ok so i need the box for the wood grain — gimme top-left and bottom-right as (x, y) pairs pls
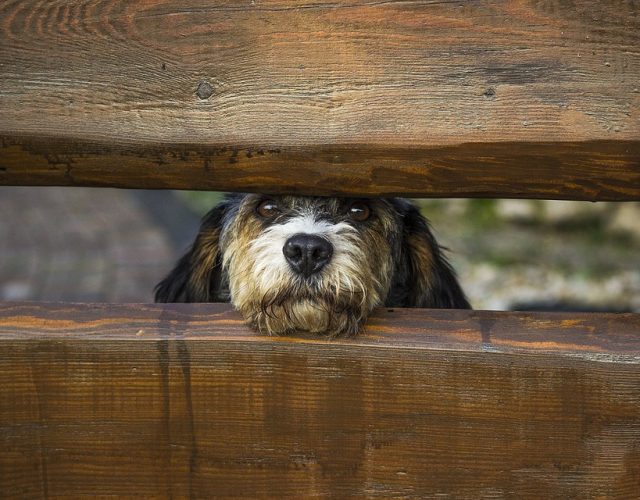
(1, 302), (639, 498)
(1, 1), (639, 199)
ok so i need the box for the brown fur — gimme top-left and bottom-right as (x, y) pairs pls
(156, 195), (470, 336)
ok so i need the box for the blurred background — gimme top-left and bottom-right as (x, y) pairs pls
(1, 187), (638, 311)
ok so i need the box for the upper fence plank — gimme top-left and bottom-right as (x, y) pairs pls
(1, 0), (639, 199)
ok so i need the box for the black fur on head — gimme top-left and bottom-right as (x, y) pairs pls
(156, 194), (470, 336)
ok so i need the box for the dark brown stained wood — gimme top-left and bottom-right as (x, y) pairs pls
(1, 303), (639, 498)
(1, 1), (639, 199)
(2, 137), (640, 200)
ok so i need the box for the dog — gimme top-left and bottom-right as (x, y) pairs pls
(155, 194), (470, 336)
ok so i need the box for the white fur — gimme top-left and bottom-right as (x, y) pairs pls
(246, 213), (361, 287)
(222, 210), (390, 335)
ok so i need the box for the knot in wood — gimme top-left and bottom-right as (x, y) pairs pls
(196, 81), (214, 100)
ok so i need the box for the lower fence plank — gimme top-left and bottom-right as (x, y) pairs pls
(0, 303), (639, 498)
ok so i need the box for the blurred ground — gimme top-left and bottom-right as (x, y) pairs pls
(1, 187), (638, 311)
(416, 199), (640, 312)
(0, 187), (197, 302)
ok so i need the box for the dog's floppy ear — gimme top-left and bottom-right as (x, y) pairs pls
(155, 199), (232, 303)
(391, 199), (471, 309)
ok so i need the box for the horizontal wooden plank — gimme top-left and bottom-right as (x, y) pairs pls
(1, 303), (639, 498)
(2, 136), (639, 199)
(1, 1), (639, 199)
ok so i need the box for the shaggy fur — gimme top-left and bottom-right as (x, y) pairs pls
(155, 194), (470, 336)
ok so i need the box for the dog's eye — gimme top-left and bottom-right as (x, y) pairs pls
(256, 199), (280, 219)
(347, 201), (371, 222)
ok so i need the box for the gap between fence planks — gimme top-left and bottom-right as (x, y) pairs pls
(1, 302), (639, 498)
(1, 1), (639, 199)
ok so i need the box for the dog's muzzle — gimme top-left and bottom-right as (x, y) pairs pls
(283, 233), (333, 278)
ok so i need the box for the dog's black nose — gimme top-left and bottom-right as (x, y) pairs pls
(283, 234), (333, 277)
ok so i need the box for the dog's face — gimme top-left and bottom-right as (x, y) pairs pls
(156, 194), (469, 336)
(222, 195), (400, 336)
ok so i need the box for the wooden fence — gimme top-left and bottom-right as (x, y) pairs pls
(1, 1), (639, 498)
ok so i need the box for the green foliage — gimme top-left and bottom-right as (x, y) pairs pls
(177, 191), (224, 215)
(465, 200), (499, 228)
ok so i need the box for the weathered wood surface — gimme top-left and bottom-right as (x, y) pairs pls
(1, 1), (639, 199)
(1, 303), (639, 498)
